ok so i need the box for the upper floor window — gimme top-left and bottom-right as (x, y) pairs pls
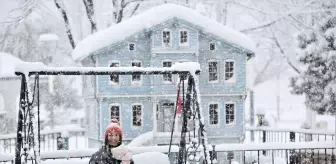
(162, 61), (172, 83)
(110, 105), (120, 121)
(109, 62), (120, 84)
(225, 103), (235, 125)
(162, 29), (172, 47)
(209, 103), (218, 125)
(128, 43), (135, 51)
(132, 104), (142, 127)
(208, 61), (218, 82)
(209, 42), (216, 51)
(224, 60), (235, 82)
(131, 61), (142, 83)
(179, 29), (189, 46)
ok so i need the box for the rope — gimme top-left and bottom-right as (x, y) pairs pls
(168, 78), (183, 157)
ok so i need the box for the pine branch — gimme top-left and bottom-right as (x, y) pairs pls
(54, 0), (76, 49)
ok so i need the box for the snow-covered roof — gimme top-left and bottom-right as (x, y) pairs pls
(0, 52), (23, 78)
(72, 3), (256, 61)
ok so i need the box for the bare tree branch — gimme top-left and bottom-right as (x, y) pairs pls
(253, 58), (273, 86)
(82, 0), (97, 33)
(270, 29), (301, 74)
(54, 0), (76, 49)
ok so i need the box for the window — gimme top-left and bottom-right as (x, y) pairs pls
(132, 104), (142, 127)
(209, 104), (219, 125)
(129, 43), (135, 51)
(225, 103), (235, 125)
(110, 105), (120, 121)
(131, 61), (141, 83)
(224, 61), (235, 81)
(71, 119), (78, 124)
(162, 61), (172, 83)
(162, 29), (171, 47)
(109, 62), (120, 84)
(179, 29), (188, 46)
(209, 43), (216, 50)
(208, 61), (218, 82)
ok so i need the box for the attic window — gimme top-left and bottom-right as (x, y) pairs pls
(129, 43), (135, 51)
(209, 43), (216, 50)
(179, 29), (188, 46)
(162, 29), (171, 47)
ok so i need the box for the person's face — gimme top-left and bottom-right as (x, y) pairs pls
(107, 131), (120, 146)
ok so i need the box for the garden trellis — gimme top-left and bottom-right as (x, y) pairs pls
(13, 62), (210, 164)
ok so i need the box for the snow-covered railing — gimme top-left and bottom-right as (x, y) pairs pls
(246, 126), (335, 143)
(0, 143), (335, 164)
(0, 128), (86, 154)
(15, 62), (201, 76)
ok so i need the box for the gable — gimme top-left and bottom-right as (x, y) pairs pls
(72, 4), (256, 61)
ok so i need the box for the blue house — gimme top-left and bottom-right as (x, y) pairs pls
(72, 3), (255, 153)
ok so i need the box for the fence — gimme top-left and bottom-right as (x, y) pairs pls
(0, 128), (86, 154)
(1, 143), (335, 164)
(246, 126), (335, 143)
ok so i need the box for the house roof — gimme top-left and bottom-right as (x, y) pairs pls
(72, 3), (256, 61)
(0, 52), (23, 78)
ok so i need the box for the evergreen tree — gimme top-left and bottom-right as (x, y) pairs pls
(290, 13), (336, 115)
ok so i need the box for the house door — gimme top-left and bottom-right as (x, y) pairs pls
(157, 102), (175, 132)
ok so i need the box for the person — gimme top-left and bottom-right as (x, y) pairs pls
(89, 119), (134, 164)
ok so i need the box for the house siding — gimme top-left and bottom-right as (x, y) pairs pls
(82, 18), (249, 146)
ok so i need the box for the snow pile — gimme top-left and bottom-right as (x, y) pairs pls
(132, 152), (170, 164)
(128, 131), (154, 147)
(72, 3), (255, 61)
(0, 52), (24, 78)
(38, 33), (59, 41)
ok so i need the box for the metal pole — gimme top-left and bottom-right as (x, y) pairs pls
(177, 74), (192, 164)
(15, 74), (26, 164)
(37, 75), (40, 154)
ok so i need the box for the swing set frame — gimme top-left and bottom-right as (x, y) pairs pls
(14, 63), (209, 164)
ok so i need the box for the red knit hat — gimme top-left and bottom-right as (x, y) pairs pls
(105, 119), (123, 138)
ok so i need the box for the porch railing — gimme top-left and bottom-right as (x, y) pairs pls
(0, 128), (86, 154)
(1, 142), (335, 164)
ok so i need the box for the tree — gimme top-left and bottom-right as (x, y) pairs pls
(290, 12), (336, 115)
(39, 76), (83, 128)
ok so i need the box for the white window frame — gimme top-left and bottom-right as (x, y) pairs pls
(162, 60), (173, 84)
(225, 102), (236, 126)
(131, 103), (143, 128)
(108, 60), (120, 85)
(208, 102), (219, 126)
(209, 42), (216, 51)
(109, 103), (121, 122)
(131, 60), (142, 86)
(162, 28), (172, 48)
(224, 59), (236, 83)
(208, 60), (219, 83)
(128, 42), (136, 51)
(179, 29), (189, 47)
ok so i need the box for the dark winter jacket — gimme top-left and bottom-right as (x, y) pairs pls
(89, 145), (134, 164)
